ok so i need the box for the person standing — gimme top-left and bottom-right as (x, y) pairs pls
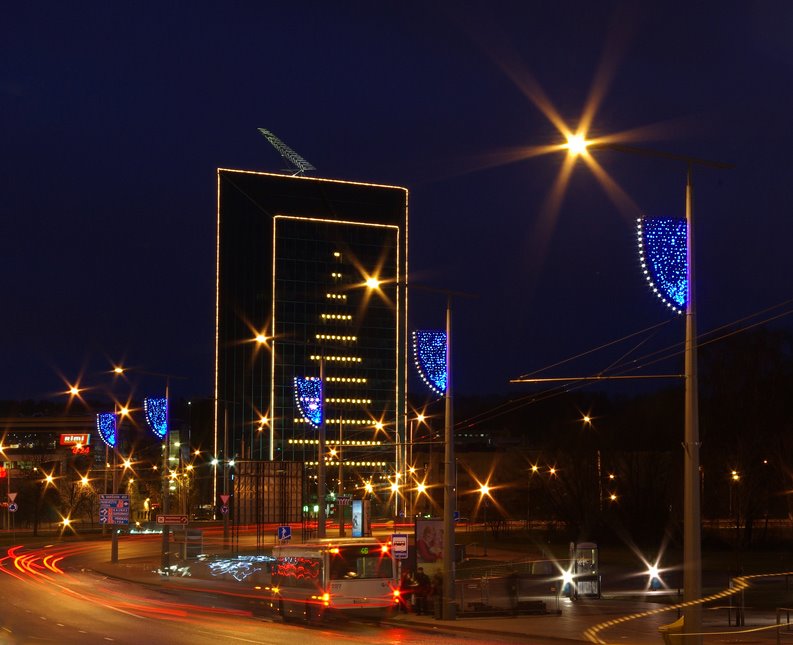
(399, 569), (416, 612)
(414, 567), (431, 615)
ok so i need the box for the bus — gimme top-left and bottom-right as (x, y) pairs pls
(270, 538), (399, 622)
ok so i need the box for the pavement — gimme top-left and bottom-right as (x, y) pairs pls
(77, 537), (792, 644)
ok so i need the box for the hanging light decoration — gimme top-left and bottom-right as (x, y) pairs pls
(144, 396), (168, 440)
(96, 412), (117, 448)
(412, 330), (447, 395)
(294, 376), (323, 429)
(637, 216), (687, 313)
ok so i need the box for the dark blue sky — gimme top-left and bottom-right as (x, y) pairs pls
(3, 2), (792, 401)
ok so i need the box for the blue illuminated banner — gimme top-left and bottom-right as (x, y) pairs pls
(144, 396), (168, 440)
(412, 330), (447, 395)
(294, 376), (323, 428)
(96, 412), (117, 448)
(637, 216), (687, 313)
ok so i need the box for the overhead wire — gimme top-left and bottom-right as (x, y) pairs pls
(454, 297), (793, 430)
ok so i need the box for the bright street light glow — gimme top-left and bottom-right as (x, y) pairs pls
(365, 277), (380, 289)
(566, 133), (589, 156)
(114, 366), (124, 374)
(255, 334), (268, 344)
(479, 484), (490, 496)
(69, 386), (80, 395)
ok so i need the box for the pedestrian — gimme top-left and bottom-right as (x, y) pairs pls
(414, 567), (431, 615)
(399, 569), (416, 612)
(431, 571), (444, 615)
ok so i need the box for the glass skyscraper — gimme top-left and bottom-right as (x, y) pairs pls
(215, 170), (408, 499)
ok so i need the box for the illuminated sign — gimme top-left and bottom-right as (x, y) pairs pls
(0, 467), (6, 479)
(60, 433), (91, 446)
(71, 445), (90, 455)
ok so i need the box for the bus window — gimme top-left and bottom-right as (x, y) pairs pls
(273, 556), (322, 588)
(329, 546), (394, 580)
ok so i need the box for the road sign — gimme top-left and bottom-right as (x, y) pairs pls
(156, 514), (189, 526)
(219, 494), (230, 505)
(277, 525), (291, 541)
(8, 502), (18, 513)
(8, 492), (17, 502)
(220, 505), (229, 515)
(99, 494), (130, 525)
(337, 495), (352, 506)
(392, 533), (408, 560)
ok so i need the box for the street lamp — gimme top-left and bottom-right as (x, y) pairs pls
(564, 137), (733, 642)
(527, 464), (539, 529)
(412, 295), (456, 620)
(478, 483), (491, 557)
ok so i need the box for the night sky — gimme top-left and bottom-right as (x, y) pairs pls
(4, 2), (793, 403)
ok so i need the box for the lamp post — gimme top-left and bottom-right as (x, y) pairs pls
(412, 287), (476, 621)
(337, 415), (344, 538)
(442, 294), (456, 620)
(565, 139), (733, 642)
(478, 484), (490, 557)
(527, 464), (538, 530)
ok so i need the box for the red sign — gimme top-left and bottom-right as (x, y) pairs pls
(60, 433), (91, 446)
(156, 514), (189, 525)
(0, 467), (6, 479)
(71, 445), (90, 455)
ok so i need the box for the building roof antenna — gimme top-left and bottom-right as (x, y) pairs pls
(258, 128), (316, 176)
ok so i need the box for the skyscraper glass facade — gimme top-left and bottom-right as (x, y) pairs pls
(216, 170), (407, 496)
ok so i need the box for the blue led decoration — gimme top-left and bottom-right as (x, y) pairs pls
(144, 396), (168, 440)
(294, 376), (323, 429)
(637, 217), (688, 314)
(96, 412), (117, 448)
(412, 330), (448, 395)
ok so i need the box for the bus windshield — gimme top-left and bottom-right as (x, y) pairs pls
(328, 545), (393, 580)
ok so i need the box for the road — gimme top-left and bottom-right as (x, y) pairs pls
(0, 539), (531, 644)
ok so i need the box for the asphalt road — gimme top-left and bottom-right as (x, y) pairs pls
(0, 539), (532, 645)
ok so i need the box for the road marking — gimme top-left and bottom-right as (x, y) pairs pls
(39, 616), (47, 620)
(2, 627), (12, 633)
(56, 623), (65, 627)
(104, 638), (114, 642)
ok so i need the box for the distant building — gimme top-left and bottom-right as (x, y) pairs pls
(215, 170), (408, 496)
(0, 415), (96, 477)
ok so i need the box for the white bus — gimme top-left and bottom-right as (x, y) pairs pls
(270, 538), (399, 622)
